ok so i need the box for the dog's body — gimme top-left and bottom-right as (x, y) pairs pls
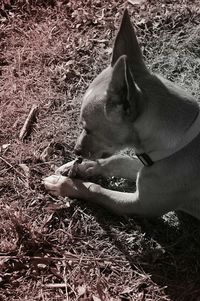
(44, 10), (200, 219)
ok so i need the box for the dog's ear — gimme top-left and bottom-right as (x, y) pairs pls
(105, 55), (141, 122)
(111, 9), (147, 76)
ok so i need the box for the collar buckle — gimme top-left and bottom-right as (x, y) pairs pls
(136, 153), (154, 166)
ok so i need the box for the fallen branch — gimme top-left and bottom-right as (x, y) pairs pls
(19, 104), (38, 140)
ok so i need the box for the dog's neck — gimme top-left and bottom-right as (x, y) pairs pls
(133, 75), (200, 164)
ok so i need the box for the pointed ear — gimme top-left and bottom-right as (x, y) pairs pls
(105, 55), (141, 122)
(111, 9), (147, 75)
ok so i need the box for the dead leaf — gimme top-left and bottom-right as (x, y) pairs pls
(77, 284), (87, 297)
(92, 296), (102, 301)
(0, 144), (10, 154)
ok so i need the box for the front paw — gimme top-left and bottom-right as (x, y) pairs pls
(78, 160), (101, 178)
(56, 159), (101, 179)
(55, 160), (75, 176)
(43, 175), (80, 198)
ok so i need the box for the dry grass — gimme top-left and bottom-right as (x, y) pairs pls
(1, 0), (200, 300)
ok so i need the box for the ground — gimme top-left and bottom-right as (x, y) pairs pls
(1, 0), (200, 300)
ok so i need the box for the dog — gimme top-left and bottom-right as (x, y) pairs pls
(44, 9), (200, 219)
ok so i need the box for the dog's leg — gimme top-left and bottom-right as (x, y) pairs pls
(56, 155), (142, 180)
(96, 155), (142, 179)
(43, 175), (143, 215)
(44, 173), (179, 217)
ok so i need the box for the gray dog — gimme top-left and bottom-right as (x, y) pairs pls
(44, 9), (200, 219)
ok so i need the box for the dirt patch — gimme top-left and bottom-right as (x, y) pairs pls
(1, 0), (200, 300)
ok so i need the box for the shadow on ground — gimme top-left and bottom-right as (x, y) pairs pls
(91, 205), (200, 301)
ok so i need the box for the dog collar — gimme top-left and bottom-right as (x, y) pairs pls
(136, 111), (200, 166)
(136, 153), (154, 166)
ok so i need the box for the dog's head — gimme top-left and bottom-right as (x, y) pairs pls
(74, 9), (149, 159)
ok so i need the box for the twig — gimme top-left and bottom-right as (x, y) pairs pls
(19, 104), (38, 140)
(68, 157), (83, 177)
(44, 283), (67, 288)
(63, 262), (69, 301)
(89, 38), (108, 43)
(0, 156), (26, 178)
(0, 254), (126, 264)
(128, 0), (144, 5)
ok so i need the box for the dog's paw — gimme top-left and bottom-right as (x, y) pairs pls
(55, 160), (75, 176)
(55, 160), (101, 179)
(43, 175), (80, 198)
(77, 160), (101, 178)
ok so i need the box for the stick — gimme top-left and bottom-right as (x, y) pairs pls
(0, 156), (26, 178)
(19, 104), (38, 140)
(0, 254), (126, 264)
(128, 0), (144, 5)
(68, 157), (83, 177)
(44, 283), (67, 288)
